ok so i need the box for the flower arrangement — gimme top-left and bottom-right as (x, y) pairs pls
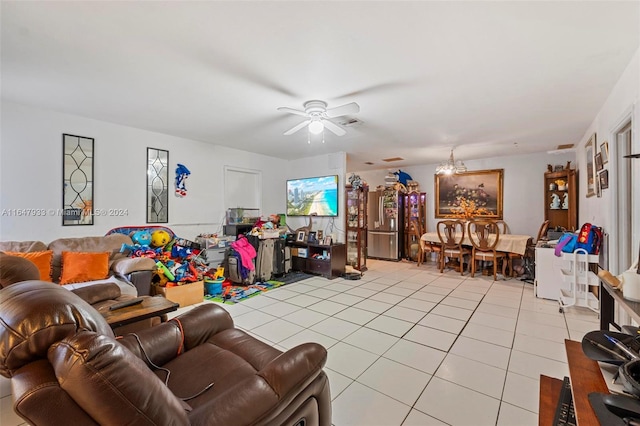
(447, 197), (491, 220)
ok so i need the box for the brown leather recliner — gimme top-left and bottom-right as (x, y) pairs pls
(0, 281), (331, 426)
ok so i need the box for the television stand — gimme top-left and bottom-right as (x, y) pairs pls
(287, 241), (346, 279)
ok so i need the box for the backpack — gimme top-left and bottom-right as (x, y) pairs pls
(575, 223), (603, 255)
(223, 248), (255, 285)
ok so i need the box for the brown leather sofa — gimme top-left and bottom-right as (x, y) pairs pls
(0, 234), (157, 296)
(0, 254), (161, 335)
(0, 280), (332, 425)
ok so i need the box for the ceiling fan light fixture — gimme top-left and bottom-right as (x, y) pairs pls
(308, 120), (324, 135)
(436, 149), (467, 175)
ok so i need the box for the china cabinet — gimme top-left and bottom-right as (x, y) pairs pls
(544, 169), (578, 232)
(403, 191), (427, 261)
(345, 184), (368, 271)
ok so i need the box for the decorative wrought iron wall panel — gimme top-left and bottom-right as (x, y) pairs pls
(63, 134), (94, 226)
(147, 148), (169, 223)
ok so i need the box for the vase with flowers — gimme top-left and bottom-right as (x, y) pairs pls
(447, 197), (491, 221)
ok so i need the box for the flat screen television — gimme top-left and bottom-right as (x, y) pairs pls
(286, 175), (339, 217)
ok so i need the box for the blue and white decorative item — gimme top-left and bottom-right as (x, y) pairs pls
(562, 193), (569, 210)
(550, 193), (561, 210)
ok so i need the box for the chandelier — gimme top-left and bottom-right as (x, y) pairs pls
(435, 149), (467, 175)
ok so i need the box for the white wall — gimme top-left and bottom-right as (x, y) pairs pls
(0, 101), (288, 242)
(285, 152), (347, 243)
(575, 48), (640, 271)
(354, 151), (575, 239)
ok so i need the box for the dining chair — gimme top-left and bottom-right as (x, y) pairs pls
(468, 218), (507, 281)
(495, 220), (509, 235)
(414, 220), (440, 266)
(517, 219), (551, 279)
(407, 219), (423, 263)
(436, 220), (470, 275)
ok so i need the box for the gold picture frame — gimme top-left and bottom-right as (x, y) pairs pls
(434, 169), (504, 219)
(585, 134), (596, 198)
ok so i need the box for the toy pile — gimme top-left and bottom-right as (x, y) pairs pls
(114, 227), (219, 290)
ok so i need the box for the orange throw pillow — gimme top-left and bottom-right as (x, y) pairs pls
(59, 251), (110, 285)
(5, 251), (53, 282)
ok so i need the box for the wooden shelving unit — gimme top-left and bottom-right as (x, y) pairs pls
(288, 242), (346, 279)
(544, 168), (578, 232)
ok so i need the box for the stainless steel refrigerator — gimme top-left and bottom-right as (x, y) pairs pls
(367, 187), (404, 260)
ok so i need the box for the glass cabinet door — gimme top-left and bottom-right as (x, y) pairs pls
(345, 185), (368, 271)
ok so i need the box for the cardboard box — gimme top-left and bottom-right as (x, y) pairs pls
(155, 280), (204, 307)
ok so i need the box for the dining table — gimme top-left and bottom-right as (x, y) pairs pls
(420, 231), (533, 255)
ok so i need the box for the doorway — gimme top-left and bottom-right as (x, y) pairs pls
(615, 121), (634, 273)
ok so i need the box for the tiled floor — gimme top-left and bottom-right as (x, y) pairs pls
(0, 259), (600, 426)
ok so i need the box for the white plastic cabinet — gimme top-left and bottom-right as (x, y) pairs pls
(535, 246), (572, 300)
(558, 249), (599, 313)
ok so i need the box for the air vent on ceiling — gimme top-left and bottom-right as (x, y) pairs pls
(337, 117), (363, 127)
(382, 157), (404, 162)
(364, 161), (375, 165)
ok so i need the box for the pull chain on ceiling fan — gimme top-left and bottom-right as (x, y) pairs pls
(278, 100), (360, 138)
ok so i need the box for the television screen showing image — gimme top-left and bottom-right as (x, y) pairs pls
(287, 175), (339, 216)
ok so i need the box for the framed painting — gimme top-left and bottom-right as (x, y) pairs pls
(434, 169), (504, 218)
(585, 134), (596, 198)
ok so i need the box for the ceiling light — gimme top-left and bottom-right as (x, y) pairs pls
(436, 148), (467, 175)
(308, 120), (324, 135)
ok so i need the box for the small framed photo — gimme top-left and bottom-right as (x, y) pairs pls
(317, 230), (324, 240)
(323, 236), (332, 246)
(599, 169), (609, 190)
(595, 152), (603, 172)
(308, 231), (318, 244)
(600, 141), (609, 164)
(296, 231), (306, 242)
(596, 175), (602, 198)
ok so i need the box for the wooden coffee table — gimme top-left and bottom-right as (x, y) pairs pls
(102, 296), (179, 329)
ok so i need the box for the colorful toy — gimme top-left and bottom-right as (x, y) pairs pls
(156, 260), (175, 281)
(171, 245), (193, 259)
(151, 230), (172, 248)
(175, 163), (191, 197)
(131, 230), (152, 246)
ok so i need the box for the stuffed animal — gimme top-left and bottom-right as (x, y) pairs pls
(151, 230), (172, 248)
(131, 230), (152, 246)
(175, 164), (191, 197)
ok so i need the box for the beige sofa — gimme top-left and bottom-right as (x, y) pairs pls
(0, 234), (157, 296)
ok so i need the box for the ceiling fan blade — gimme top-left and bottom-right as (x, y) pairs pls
(325, 102), (360, 118)
(283, 120), (311, 136)
(277, 107), (308, 117)
(322, 120), (346, 136)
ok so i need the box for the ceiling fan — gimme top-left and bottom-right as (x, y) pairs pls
(277, 100), (360, 137)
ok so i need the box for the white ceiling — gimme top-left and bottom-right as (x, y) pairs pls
(2, 1), (639, 171)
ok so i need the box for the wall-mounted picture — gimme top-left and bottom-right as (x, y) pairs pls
(63, 134), (94, 226)
(296, 230), (306, 242)
(147, 147), (169, 223)
(600, 141), (609, 164)
(595, 152), (603, 172)
(434, 169), (504, 218)
(585, 134), (596, 197)
(599, 169), (609, 190)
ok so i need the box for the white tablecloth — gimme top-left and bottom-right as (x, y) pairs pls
(421, 232), (532, 255)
